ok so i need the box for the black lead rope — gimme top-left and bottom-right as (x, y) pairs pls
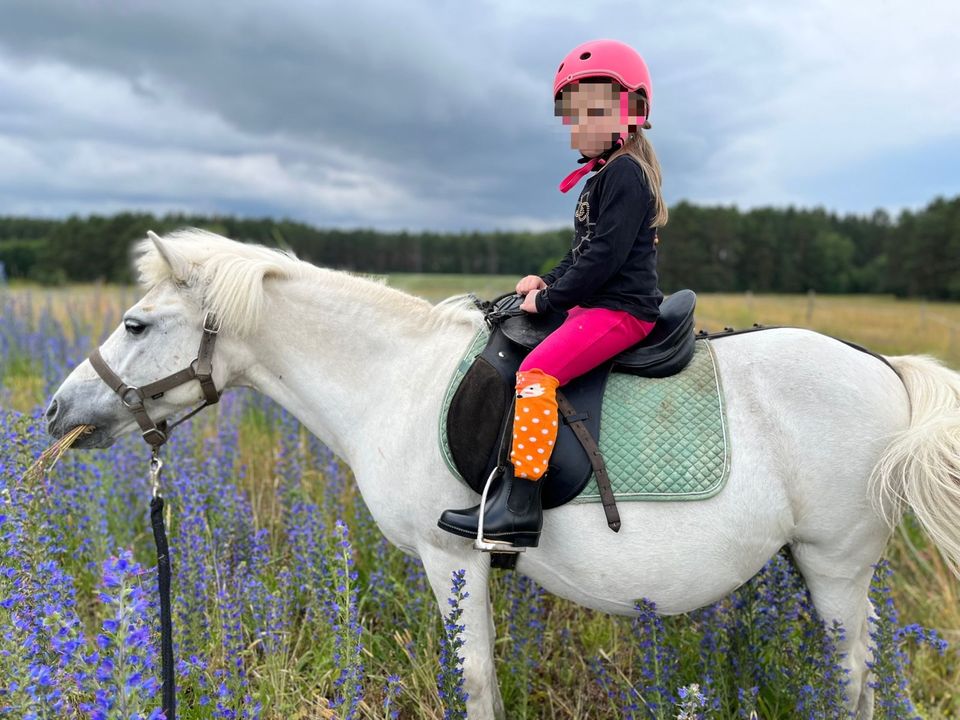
(89, 312), (224, 720)
(148, 454), (176, 719)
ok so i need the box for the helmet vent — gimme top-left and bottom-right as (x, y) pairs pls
(558, 62), (564, 72)
(579, 52), (592, 60)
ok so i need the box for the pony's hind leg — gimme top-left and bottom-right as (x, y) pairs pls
(790, 540), (878, 718)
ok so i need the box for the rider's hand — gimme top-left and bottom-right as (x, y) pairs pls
(520, 289), (540, 313)
(516, 275), (547, 295)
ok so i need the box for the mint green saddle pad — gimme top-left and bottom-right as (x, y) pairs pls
(439, 335), (731, 503)
(573, 338), (731, 503)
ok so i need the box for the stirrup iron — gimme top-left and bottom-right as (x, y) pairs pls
(473, 466), (525, 554)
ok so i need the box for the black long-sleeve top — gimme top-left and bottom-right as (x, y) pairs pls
(535, 154), (663, 322)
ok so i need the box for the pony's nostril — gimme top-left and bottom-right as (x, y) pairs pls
(46, 399), (59, 420)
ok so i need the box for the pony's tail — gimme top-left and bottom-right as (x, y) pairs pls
(868, 353), (960, 577)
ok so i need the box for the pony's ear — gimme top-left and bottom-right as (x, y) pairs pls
(147, 230), (189, 281)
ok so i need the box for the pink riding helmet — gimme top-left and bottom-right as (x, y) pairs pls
(554, 39), (653, 193)
(554, 38), (653, 116)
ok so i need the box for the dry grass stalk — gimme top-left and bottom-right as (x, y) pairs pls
(21, 424), (95, 483)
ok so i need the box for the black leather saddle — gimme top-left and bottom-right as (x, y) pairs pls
(445, 290), (698, 508)
(500, 288), (697, 377)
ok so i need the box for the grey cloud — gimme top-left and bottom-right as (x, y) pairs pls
(0, 0), (586, 227)
(0, 0), (956, 229)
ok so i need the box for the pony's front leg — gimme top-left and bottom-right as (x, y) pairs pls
(419, 540), (505, 720)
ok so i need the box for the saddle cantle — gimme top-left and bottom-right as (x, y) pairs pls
(444, 290), (698, 509)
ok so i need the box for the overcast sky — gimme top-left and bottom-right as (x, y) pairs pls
(0, 0), (957, 231)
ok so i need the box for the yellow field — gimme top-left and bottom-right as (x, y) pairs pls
(385, 277), (960, 370)
(5, 279), (959, 371)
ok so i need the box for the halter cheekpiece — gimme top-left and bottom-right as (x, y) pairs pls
(89, 311), (222, 449)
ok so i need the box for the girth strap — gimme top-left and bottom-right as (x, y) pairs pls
(556, 391), (621, 532)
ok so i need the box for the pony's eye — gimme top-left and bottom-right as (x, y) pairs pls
(124, 319), (147, 336)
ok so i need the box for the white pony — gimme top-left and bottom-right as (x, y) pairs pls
(46, 230), (960, 719)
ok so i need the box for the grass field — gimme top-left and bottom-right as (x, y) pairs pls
(1, 278), (959, 719)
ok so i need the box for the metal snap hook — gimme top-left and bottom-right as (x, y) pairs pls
(149, 453), (164, 498)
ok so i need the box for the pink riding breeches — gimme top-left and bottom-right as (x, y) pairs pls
(518, 306), (657, 386)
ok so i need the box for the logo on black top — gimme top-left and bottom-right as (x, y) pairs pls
(575, 193), (590, 223)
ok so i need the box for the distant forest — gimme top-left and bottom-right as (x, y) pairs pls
(1, 194), (959, 298)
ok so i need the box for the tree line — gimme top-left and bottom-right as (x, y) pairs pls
(1, 195), (959, 298)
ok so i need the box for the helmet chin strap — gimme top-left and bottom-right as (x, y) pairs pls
(559, 132), (626, 194)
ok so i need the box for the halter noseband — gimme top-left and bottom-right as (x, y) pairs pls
(89, 312), (222, 449)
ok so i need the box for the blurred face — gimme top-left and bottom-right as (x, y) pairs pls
(556, 81), (628, 157)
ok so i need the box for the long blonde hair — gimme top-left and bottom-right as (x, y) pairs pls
(598, 129), (668, 229)
(581, 81), (667, 228)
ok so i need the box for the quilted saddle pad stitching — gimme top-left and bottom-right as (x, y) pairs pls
(597, 339), (727, 499)
(709, 338), (732, 496)
(571, 339), (729, 502)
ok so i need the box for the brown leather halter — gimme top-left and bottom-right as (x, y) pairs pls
(89, 312), (222, 449)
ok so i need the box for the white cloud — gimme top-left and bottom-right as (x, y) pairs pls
(660, 0), (960, 209)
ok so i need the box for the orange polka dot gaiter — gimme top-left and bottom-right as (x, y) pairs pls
(510, 369), (560, 481)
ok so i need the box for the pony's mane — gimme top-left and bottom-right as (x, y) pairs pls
(134, 228), (484, 337)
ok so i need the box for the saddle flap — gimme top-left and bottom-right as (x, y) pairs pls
(445, 327), (609, 509)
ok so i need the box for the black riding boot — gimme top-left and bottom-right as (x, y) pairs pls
(437, 464), (543, 548)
